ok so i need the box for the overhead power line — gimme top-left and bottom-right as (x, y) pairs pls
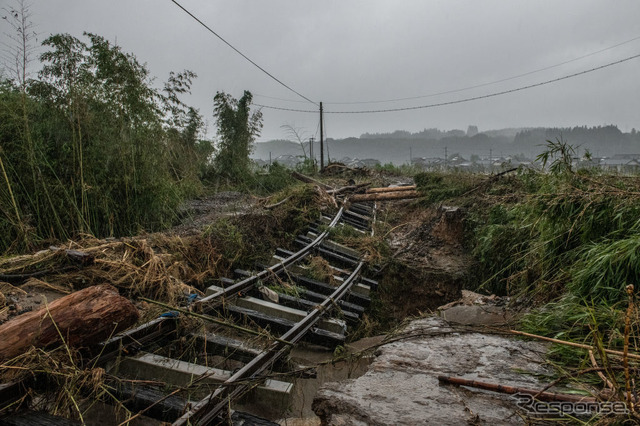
(169, 0), (317, 106)
(326, 34), (640, 105)
(254, 104), (318, 113)
(255, 52), (640, 115)
(253, 34), (640, 106)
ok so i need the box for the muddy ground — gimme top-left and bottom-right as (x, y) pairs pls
(312, 316), (552, 425)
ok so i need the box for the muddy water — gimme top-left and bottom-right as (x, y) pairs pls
(279, 345), (375, 421)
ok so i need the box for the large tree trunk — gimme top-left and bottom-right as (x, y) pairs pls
(0, 284), (138, 361)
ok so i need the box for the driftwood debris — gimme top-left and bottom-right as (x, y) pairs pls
(0, 247), (94, 283)
(365, 185), (416, 194)
(0, 284), (139, 361)
(350, 190), (420, 202)
(438, 376), (597, 403)
(509, 329), (640, 361)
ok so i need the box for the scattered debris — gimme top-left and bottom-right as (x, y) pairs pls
(350, 190), (420, 202)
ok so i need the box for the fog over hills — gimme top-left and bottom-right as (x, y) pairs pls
(252, 125), (640, 165)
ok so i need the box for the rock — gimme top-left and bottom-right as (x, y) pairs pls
(438, 290), (515, 326)
(313, 316), (551, 425)
(439, 304), (513, 326)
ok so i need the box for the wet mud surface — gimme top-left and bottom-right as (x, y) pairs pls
(312, 316), (552, 425)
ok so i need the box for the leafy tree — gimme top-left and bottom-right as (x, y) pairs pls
(161, 70), (213, 187)
(536, 137), (576, 174)
(212, 90), (262, 182)
(0, 30), (211, 252)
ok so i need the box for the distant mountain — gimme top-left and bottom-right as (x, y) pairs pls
(251, 126), (640, 165)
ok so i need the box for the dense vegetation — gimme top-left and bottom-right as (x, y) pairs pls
(0, 28), (280, 254)
(0, 32), (213, 253)
(437, 139), (640, 350)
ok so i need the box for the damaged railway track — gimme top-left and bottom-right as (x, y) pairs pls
(0, 200), (379, 425)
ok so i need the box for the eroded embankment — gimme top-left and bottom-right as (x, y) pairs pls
(375, 203), (475, 322)
(307, 202), (552, 425)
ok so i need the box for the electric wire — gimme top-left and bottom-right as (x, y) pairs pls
(169, 0), (317, 106)
(325, 34), (640, 105)
(251, 34), (640, 106)
(255, 52), (640, 115)
(254, 104), (318, 113)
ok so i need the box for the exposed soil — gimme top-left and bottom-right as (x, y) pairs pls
(375, 202), (476, 323)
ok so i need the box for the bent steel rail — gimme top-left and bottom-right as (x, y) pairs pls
(173, 203), (376, 425)
(196, 207), (346, 308)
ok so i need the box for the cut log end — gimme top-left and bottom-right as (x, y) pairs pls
(0, 284), (139, 362)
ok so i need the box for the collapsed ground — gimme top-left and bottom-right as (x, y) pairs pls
(2, 163), (640, 424)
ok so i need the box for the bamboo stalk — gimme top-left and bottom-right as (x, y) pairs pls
(264, 196), (292, 209)
(0, 153), (21, 224)
(326, 182), (371, 195)
(508, 329), (640, 361)
(291, 171), (332, 190)
(438, 375), (597, 403)
(588, 350), (615, 390)
(624, 284), (635, 410)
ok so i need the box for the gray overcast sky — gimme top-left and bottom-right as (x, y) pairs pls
(5, 0), (640, 141)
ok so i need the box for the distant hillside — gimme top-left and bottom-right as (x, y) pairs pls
(252, 126), (640, 165)
(252, 139), (306, 160)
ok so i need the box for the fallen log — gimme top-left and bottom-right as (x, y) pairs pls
(365, 185), (416, 194)
(350, 190), (420, 202)
(0, 284), (139, 361)
(438, 376), (597, 403)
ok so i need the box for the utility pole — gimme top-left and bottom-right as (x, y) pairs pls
(444, 146), (448, 170)
(319, 102), (324, 170)
(309, 136), (315, 171)
(409, 146), (413, 164)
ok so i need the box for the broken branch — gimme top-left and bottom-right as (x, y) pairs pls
(438, 375), (597, 403)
